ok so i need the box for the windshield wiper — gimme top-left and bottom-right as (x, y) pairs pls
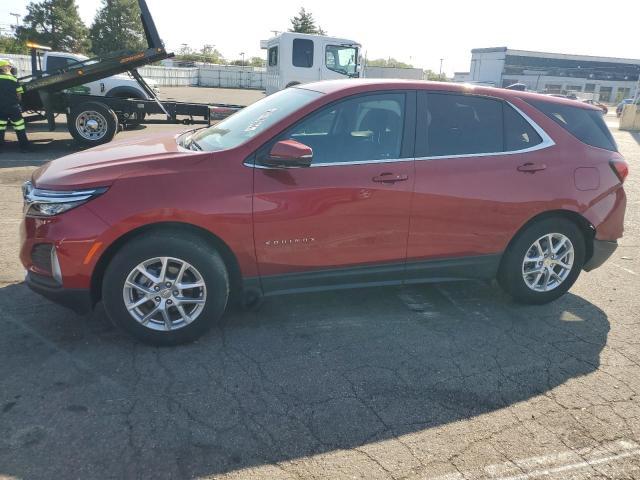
(183, 134), (202, 151)
(189, 139), (202, 151)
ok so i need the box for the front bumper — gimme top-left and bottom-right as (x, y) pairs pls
(583, 239), (618, 272)
(26, 272), (92, 314)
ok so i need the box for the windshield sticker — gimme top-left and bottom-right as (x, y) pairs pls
(245, 108), (278, 132)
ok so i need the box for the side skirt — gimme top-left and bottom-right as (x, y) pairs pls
(243, 254), (502, 297)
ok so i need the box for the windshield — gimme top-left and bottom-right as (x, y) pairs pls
(325, 45), (358, 76)
(188, 88), (323, 152)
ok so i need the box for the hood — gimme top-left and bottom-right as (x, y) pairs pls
(33, 132), (201, 190)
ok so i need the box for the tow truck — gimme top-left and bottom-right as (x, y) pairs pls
(17, 0), (243, 146)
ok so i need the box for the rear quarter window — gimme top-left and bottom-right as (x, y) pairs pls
(527, 99), (617, 152)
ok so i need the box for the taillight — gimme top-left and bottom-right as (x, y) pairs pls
(610, 159), (629, 183)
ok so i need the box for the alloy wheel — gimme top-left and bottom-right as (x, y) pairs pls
(123, 256), (207, 332)
(522, 233), (575, 292)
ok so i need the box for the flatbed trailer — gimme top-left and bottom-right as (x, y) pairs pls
(17, 0), (242, 146)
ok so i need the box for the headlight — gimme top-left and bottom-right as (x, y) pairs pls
(22, 181), (108, 217)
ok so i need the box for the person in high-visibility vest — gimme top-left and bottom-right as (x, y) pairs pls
(0, 59), (30, 152)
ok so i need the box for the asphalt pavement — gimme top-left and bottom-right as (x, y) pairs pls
(0, 88), (639, 480)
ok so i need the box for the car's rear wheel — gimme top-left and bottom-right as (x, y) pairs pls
(102, 232), (229, 345)
(498, 218), (585, 304)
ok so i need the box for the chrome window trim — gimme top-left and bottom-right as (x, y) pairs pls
(414, 101), (555, 162)
(245, 99), (555, 169)
(249, 157), (413, 169)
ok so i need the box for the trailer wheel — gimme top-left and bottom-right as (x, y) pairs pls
(68, 102), (118, 146)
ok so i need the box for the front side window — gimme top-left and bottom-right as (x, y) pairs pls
(46, 56), (81, 72)
(325, 45), (358, 76)
(292, 39), (314, 68)
(268, 46), (278, 67)
(278, 93), (406, 164)
(188, 88), (323, 152)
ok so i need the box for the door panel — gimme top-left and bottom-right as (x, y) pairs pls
(253, 91), (416, 281)
(254, 162), (413, 276)
(408, 91), (558, 262)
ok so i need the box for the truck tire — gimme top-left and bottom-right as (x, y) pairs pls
(68, 101), (118, 146)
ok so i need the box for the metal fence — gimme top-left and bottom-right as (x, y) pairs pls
(137, 65), (198, 87)
(2, 53), (33, 77)
(197, 64), (265, 89)
(2, 52), (428, 89)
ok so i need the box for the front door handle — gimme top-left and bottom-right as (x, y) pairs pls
(372, 173), (409, 184)
(517, 162), (547, 173)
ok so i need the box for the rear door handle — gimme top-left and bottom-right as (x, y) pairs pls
(517, 162), (547, 173)
(372, 173), (409, 183)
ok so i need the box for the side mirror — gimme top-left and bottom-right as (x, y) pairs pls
(264, 139), (313, 168)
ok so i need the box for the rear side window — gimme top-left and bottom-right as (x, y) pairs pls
(504, 104), (542, 151)
(426, 94), (503, 156)
(292, 39), (314, 68)
(527, 100), (617, 151)
(268, 46), (278, 66)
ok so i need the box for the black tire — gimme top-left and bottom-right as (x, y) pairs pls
(68, 101), (118, 146)
(102, 232), (229, 346)
(498, 218), (585, 304)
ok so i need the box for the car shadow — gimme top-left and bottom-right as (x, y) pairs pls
(0, 280), (609, 479)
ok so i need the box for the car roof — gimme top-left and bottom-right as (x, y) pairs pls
(297, 79), (601, 111)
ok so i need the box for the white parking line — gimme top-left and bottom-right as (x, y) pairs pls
(428, 440), (640, 480)
(611, 263), (638, 276)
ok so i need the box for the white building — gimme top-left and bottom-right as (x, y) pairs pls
(455, 47), (640, 103)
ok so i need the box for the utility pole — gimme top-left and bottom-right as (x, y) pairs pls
(439, 58), (444, 77)
(240, 52), (245, 68)
(10, 12), (21, 32)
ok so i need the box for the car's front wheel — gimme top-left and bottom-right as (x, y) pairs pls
(102, 232), (229, 345)
(498, 218), (585, 304)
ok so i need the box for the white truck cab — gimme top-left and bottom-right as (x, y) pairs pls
(42, 51), (159, 99)
(261, 32), (360, 95)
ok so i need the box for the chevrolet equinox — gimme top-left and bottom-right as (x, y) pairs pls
(20, 80), (628, 345)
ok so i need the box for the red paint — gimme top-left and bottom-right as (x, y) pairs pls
(20, 80), (627, 292)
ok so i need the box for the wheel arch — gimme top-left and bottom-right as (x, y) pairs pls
(105, 86), (146, 99)
(502, 210), (595, 269)
(90, 222), (242, 306)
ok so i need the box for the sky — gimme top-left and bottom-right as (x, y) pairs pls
(1, 0), (639, 76)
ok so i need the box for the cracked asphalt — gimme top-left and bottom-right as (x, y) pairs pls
(0, 88), (639, 480)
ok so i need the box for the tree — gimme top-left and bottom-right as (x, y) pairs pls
(424, 69), (448, 82)
(0, 34), (29, 54)
(174, 44), (225, 64)
(289, 8), (325, 35)
(16, 0), (90, 53)
(90, 0), (146, 56)
(248, 56), (264, 67)
(367, 58), (413, 69)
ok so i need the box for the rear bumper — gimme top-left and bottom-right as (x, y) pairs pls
(583, 239), (618, 272)
(26, 272), (92, 314)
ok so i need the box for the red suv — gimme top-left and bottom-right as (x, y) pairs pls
(20, 80), (628, 345)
